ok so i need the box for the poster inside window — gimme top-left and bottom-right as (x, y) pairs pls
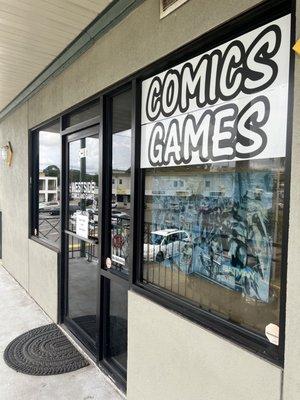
(140, 14), (291, 338)
(143, 159), (284, 335)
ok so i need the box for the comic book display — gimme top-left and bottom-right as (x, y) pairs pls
(147, 169), (278, 302)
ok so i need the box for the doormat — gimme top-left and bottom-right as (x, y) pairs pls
(3, 323), (89, 375)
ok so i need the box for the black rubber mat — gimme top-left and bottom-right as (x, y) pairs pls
(3, 323), (89, 375)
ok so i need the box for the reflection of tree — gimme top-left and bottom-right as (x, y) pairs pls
(69, 169), (99, 185)
(43, 164), (60, 184)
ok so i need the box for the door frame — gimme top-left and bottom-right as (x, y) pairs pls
(97, 85), (133, 389)
(61, 124), (101, 356)
(60, 84), (134, 391)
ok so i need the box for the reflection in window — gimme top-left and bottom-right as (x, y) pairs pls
(142, 159), (285, 337)
(110, 90), (132, 274)
(106, 280), (128, 375)
(67, 235), (98, 342)
(68, 135), (99, 240)
(36, 120), (61, 245)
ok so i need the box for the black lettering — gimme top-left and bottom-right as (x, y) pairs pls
(235, 95), (269, 158)
(146, 76), (162, 122)
(243, 25), (281, 93)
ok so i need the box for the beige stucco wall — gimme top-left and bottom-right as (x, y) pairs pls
(0, 102), (58, 320)
(28, 240), (58, 321)
(0, 103), (29, 289)
(127, 291), (282, 400)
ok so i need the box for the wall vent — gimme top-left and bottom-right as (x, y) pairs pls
(160, 0), (189, 19)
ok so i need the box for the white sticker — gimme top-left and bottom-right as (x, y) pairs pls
(265, 323), (279, 345)
(79, 148), (87, 158)
(106, 257), (112, 269)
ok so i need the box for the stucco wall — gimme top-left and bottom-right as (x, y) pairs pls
(0, 103), (29, 289)
(0, 103), (58, 321)
(127, 291), (282, 400)
(28, 240), (58, 321)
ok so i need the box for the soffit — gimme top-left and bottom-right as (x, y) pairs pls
(0, 0), (112, 111)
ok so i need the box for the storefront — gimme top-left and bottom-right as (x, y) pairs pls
(0, 0), (299, 399)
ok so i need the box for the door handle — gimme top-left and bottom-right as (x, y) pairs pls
(64, 230), (98, 245)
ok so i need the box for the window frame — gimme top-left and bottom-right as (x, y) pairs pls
(131, 0), (295, 366)
(29, 118), (62, 252)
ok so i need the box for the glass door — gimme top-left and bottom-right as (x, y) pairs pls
(62, 88), (132, 390)
(64, 125), (100, 354)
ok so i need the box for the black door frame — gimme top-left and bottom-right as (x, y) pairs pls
(97, 85), (132, 389)
(60, 85), (132, 391)
(62, 124), (101, 356)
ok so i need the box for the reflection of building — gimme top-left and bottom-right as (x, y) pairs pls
(39, 173), (58, 203)
(112, 169), (130, 208)
(144, 172), (234, 211)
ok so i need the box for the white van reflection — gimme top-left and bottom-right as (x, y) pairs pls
(144, 229), (190, 262)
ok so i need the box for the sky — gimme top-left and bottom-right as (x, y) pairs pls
(39, 129), (132, 174)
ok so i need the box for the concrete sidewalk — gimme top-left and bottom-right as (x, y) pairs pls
(0, 265), (125, 400)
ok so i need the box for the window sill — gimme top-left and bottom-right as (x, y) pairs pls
(29, 236), (60, 253)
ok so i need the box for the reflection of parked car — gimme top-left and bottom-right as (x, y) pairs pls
(111, 211), (130, 226)
(39, 201), (59, 212)
(143, 229), (190, 262)
(50, 207), (60, 215)
(69, 204), (80, 214)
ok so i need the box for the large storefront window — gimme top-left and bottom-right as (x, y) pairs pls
(139, 12), (291, 356)
(143, 158), (284, 336)
(31, 119), (61, 247)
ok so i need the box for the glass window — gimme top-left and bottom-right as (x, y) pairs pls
(67, 235), (98, 342)
(142, 158), (285, 338)
(105, 280), (128, 375)
(68, 134), (99, 239)
(33, 120), (61, 246)
(65, 100), (100, 128)
(110, 89), (132, 274)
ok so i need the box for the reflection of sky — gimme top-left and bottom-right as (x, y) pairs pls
(39, 131), (61, 171)
(113, 129), (131, 171)
(69, 137), (99, 174)
(39, 130), (131, 173)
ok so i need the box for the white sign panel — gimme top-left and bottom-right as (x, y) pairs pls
(79, 148), (87, 158)
(141, 15), (291, 168)
(70, 181), (96, 199)
(76, 212), (89, 239)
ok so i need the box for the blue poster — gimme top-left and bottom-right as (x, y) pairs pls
(148, 170), (275, 302)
